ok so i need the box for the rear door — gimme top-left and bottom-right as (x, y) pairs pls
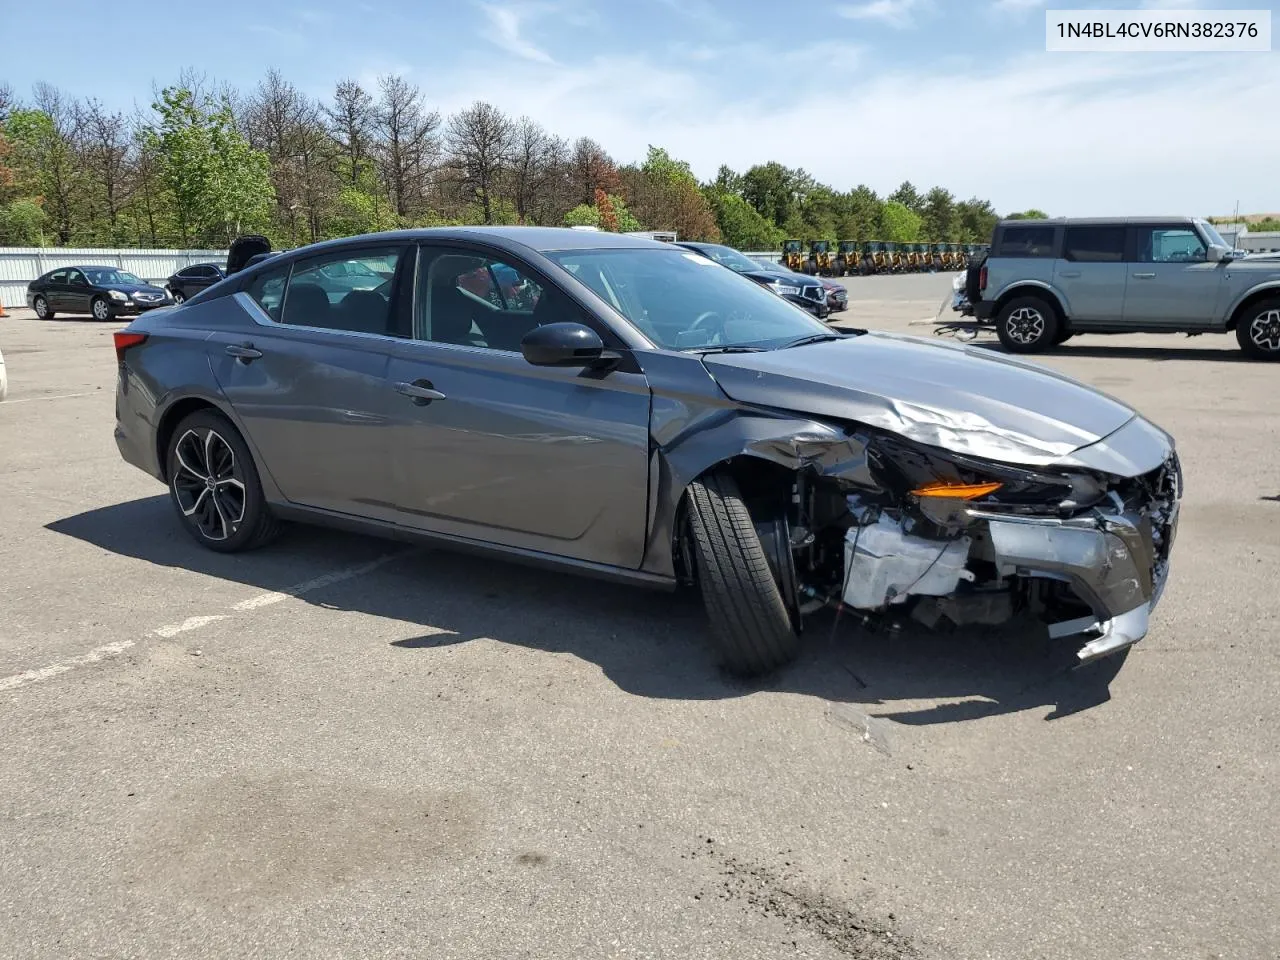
(207, 242), (411, 521)
(43, 270), (70, 310)
(1122, 224), (1225, 328)
(1053, 224), (1127, 325)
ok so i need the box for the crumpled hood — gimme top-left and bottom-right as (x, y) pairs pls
(701, 331), (1138, 465)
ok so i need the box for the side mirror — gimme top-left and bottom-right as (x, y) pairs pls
(521, 322), (605, 366)
(1206, 244), (1230, 262)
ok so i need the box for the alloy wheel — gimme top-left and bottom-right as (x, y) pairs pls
(171, 427), (247, 541)
(1248, 309), (1280, 353)
(34, 297), (49, 319)
(92, 298), (111, 320)
(172, 289), (186, 304)
(1005, 306), (1045, 345)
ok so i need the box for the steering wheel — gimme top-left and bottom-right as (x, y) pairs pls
(690, 310), (724, 336)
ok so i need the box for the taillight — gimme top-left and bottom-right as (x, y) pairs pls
(979, 265), (988, 291)
(113, 331), (147, 364)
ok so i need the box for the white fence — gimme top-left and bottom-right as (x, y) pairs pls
(0, 247), (229, 309)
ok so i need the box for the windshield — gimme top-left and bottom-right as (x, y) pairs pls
(85, 269), (144, 286)
(547, 247), (830, 351)
(1197, 220), (1228, 249)
(687, 244), (761, 274)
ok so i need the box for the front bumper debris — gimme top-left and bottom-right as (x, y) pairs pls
(969, 455), (1180, 663)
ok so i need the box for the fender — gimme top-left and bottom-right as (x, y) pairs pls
(989, 279), (1071, 319)
(1222, 279), (1280, 328)
(634, 350), (874, 579)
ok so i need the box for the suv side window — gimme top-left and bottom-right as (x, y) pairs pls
(1063, 226), (1125, 262)
(245, 263), (290, 322)
(415, 247), (551, 351)
(995, 226), (1055, 258)
(1132, 226), (1207, 263)
(280, 247), (403, 335)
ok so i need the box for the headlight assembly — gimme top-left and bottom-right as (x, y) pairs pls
(107, 290), (129, 301)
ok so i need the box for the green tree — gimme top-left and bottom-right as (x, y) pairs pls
(887, 180), (923, 214)
(1005, 208), (1049, 220)
(704, 188), (783, 249)
(145, 86), (274, 245)
(6, 107), (80, 244)
(740, 161), (814, 228)
(622, 146), (719, 241)
(880, 201), (922, 242)
(563, 203), (600, 227)
(921, 186), (957, 242)
(0, 198), (46, 245)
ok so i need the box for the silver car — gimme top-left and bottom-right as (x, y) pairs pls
(112, 227), (1182, 675)
(963, 216), (1280, 359)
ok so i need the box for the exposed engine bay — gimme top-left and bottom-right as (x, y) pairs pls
(737, 425), (1182, 664)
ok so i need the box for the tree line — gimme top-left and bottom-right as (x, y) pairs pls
(0, 71), (1012, 252)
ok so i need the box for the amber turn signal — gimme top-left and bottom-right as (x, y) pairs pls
(910, 481), (1003, 500)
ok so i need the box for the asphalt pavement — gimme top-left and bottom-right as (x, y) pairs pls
(1, 276), (1277, 960)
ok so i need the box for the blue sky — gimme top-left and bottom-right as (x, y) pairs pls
(3, 0), (1278, 217)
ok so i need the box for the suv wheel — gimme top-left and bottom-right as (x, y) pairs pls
(1236, 298), (1280, 361)
(996, 296), (1059, 353)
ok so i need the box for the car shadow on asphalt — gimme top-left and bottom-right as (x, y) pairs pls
(47, 495), (1130, 726)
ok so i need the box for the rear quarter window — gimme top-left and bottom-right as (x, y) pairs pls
(995, 226), (1056, 258)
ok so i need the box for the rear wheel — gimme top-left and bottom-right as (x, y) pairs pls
(165, 409), (281, 553)
(996, 295), (1059, 353)
(1235, 298), (1280, 361)
(171, 288), (187, 304)
(686, 470), (802, 676)
(33, 295), (53, 320)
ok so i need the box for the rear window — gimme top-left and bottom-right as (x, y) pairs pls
(1063, 226), (1125, 263)
(996, 226), (1056, 258)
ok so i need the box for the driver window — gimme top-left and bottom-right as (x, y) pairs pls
(1137, 228), (1206, 263)
(67, 271), (87, 286)
(415, 248), (552, 352)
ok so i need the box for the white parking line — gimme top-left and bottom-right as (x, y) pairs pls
(1, 391), (100, 404)
(0, 549), (417, 693)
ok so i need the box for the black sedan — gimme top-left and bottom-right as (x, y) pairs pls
(27, 265), (173, 320)
(676, 241), (830, 320)
(165, 262), (226, 303)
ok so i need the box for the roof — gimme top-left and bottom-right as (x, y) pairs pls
(255, 225), (675, 259)
(998, 216), (1202, 227)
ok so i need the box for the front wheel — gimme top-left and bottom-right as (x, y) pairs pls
(165, 409), (282, 553)
(996, 296), (1059, 353)
(91, 296), (112, 321)
(1235, 298), (1280, 361)
(685, 471), (802, 676)
(171, 288), (187, 304)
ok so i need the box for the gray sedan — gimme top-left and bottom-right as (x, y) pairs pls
(112, 227), (1182, 675)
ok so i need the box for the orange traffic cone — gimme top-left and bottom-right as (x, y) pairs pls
(0, 302), (8, 317)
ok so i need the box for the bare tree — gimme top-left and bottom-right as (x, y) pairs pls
(445, 101), (514, 224)
(570, 136), (619, 206)
(326, 79), (375, 187)
(0, 82), (14, 124)
(29, 82), (83, 244)
(509, 117), (568, 225)
(372, 74), (440, 219)
(77, 98), (133, 242)
(245, 69), (334, 244)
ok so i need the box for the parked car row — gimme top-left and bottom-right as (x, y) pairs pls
(675, 241), (848, 320)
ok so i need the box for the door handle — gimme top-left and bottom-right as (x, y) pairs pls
(1132, 272), (1157, 279)
(1058, 270), (1081, 278)
(395, 380), (447, 405)
(225, 343), (263, 361)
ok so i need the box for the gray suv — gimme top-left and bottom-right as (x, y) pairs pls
(959, 216), (1280, 360)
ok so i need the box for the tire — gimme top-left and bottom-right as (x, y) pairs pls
(1235, 297), (1280, 361)
(685, 470), (802, 676)
(1053, 327), (1074, 345)
(164, 409), (282, 553)
(33, 295), (53, 320)
(91, 296), (112, 321)
(995, 295), (1059, 353)
(171, 288), (186, 304)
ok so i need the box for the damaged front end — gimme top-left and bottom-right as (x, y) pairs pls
(746, 422), (1182, 664)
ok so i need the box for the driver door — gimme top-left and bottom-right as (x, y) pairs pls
(1122, 224), (1225, 328)
(65, 269), (93, 314)
(383, 242), (653, 569)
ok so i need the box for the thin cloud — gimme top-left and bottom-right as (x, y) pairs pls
(477, 2), (556, 65)
(837, 0), (926, 28)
